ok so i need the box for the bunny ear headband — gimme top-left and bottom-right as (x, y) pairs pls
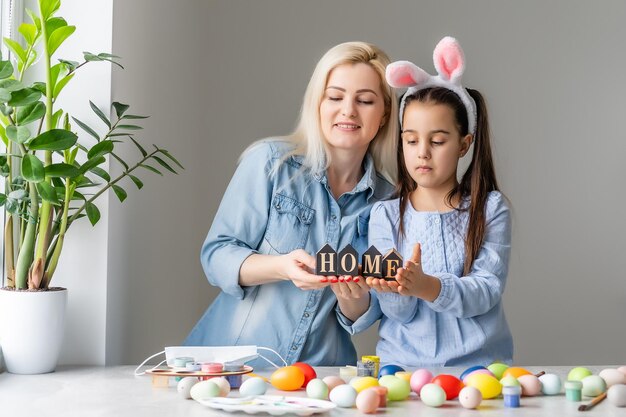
(386, 36), (477, 135)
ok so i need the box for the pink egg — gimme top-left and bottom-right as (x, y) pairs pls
(356, 387), (381, 414)
(518, 375), (541, 396)
(458, 386), (482, 409)
(322, 375), (346, 392)
(462, 369), (494, 383)
(618, 366), (626, 376)
(410, 369), (433, 394)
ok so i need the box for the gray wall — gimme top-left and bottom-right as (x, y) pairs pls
(108, 0), (626, 366)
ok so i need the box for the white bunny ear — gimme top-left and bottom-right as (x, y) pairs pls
(433, 36), (465, 83)
(385, 60), (430, 88)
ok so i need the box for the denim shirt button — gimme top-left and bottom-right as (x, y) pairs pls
(331, 215), (337, 221)
(291, 345), (298, 350)
(303, 312), (310, 318)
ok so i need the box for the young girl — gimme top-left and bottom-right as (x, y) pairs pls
(334, 37), (513, 367)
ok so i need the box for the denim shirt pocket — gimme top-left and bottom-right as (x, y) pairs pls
(350, 213), (370, 256)
(265, 193), (314, 254)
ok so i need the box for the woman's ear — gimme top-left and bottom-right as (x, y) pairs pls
(460, 134), (473, 157)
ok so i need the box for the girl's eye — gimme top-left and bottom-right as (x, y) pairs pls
(358, 100), (374, 105)
(432, 141), (445, 146)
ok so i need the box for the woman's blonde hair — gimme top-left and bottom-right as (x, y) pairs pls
(245, 42), (398, 184)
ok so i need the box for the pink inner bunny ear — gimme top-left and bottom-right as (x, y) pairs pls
(386, 61), (429, 88)
(433, 36), (465, 82)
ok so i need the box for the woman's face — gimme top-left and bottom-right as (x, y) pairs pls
(401, 101), (472, 192)
(319, 63), (386, 154)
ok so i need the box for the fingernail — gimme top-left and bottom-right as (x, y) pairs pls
(320, 278), (328, 283)
(345, 277), (352, 282)
(354, 277), (360, 282)
(338, 277), (344, 282)
(330, 278), (338, 283)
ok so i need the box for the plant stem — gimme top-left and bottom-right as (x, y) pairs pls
(33, 0), (55, 288)
(42, 180), (74, 286)
(14, 181), (39, 289)
(67, 149), (160, 226)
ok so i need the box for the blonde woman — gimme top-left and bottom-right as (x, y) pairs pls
(185, 42), (398, 367)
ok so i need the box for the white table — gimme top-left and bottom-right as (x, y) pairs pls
(0, 366), (623, 416)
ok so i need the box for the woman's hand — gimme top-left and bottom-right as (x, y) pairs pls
(330, 271), (372, 322)
(280, 249), (331, 290)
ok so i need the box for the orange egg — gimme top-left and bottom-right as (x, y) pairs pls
(271, 366), (305, 391)
(502, 367), (532, 379)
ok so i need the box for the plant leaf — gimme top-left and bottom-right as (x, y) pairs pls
(78, 155), (106, 174)
(3, 38), (26, 64)
(48, 25), (76, 56)
(22, 154), (45, 182)
(6, 125), (31, 143)
(0, 60), (14, 79)
(0, 79), (24, 91)
(152, 155), (177, 174)
(116, 124), (142, 130)
(129, 137), (147, 156)
(89, 166), (110, 182)
(110, 152), (129, 170)
(89, 101), (111, 128)
(87, 139), (114, 159)
(85, 201), (100, 225)
(52, 73), (74, 98)
(41, 0), (61, 20)
(112, 184), (127, 202)
(111, 102), (129, 118)
(29, 129), (78, 151)
(0, 193), (6, 206)
(122, 114), (149, 120)
(128, 174), (143, 189)
(45, 163), (80, 178)
(36, 181), (60, 204)
(16, 102), (46, 125)
(139, 164), (162, 176)
(160, 149), (184, 170)
(7, 88), (42, 107)
(71, 116), (100, 141)
(8, 189), (28, 200)
(0, 87), (11, 102)
(18, 23), (38, 46)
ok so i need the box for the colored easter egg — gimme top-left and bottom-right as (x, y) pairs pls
(463, 369), (494, 382)
(209, 377), (230, 397)
(581, 375), (607, 397)
(464, 373), (502, 399)
(329, 384), (357, 407)
(395, 371), (412, 383)
(410, 369), (433, 394)
(487, 362), (509, 380)
(568, 367), (592, 382)
(190, 380), (221, 401)
(378, 375), (411, 401)
(599, 369), (626, 387)
(322, 375), (345, 392)
(539, 373), (562, 395)
(350, 376), (379, 393)
(177, 377), (198, 399)
(500, 375), (521, 387)
(518, 374), (541, 396)
(378, 364), (405, 378)
(271, 366), (305, 391)
(458, 386), (482, 409)
(431, 374), (464, 400)
(292, 362), (317, 388)
(420, 383), (446, 407)
(460, 365), (486, 381)
(306, 378), (329, 400)
(618, 366), (626, 375)
(607, 384), (626, 407)
(356, 387), (381, 414)
(502, 367), (531, 379)
(239, 377), (268, 397)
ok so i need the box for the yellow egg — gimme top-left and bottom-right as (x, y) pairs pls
(464, 373), (502, 399)
(271, 366), (305, 391)
(350, 376), (379, 393)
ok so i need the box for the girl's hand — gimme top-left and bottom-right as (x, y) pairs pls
(395, 243), (441, 301)
(365, 276), (400, 293)
(281, 249), (331, 290)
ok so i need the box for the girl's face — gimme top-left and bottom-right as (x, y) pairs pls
(401, 101), (472, 192)
(319, 63), (386, 154)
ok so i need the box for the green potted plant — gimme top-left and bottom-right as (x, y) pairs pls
(0, 0), (182, 374)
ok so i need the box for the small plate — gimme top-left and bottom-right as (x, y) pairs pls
(198, 395), (337, 416)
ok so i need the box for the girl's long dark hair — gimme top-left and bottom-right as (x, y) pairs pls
(396, 87), (499, 275)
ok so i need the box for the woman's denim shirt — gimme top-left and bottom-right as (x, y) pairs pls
(184, 139), (394, 368)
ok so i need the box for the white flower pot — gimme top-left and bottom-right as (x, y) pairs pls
(0, 288), (68, 374)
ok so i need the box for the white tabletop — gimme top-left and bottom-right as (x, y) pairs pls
(0, 365), (623, 416)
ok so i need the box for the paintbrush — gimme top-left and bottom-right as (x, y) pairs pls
(578, 392), (607, 411)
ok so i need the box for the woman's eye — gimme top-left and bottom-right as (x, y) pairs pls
(328, 96), (342, 101)
(358, 100), (374, 105)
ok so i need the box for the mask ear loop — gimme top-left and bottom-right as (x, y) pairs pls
(134, 350), (166, 376)
(257, 346), (288, 369)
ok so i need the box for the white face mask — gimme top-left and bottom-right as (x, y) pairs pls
(134, 345), (287, 376)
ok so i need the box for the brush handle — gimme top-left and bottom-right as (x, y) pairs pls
(578, 392), (607, 411)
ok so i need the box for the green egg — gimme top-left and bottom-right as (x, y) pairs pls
(581, 375), (607, 397)
(190, 380), (221, 401)
(487, 363), (509, 380)
(568, 367), (593, 382)
(378, 375), (410, 401)
(500, 375), (521, 387)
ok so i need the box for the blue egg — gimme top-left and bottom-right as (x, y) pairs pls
(460, 365), (487, 381)
(378, 364), (405, 378)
